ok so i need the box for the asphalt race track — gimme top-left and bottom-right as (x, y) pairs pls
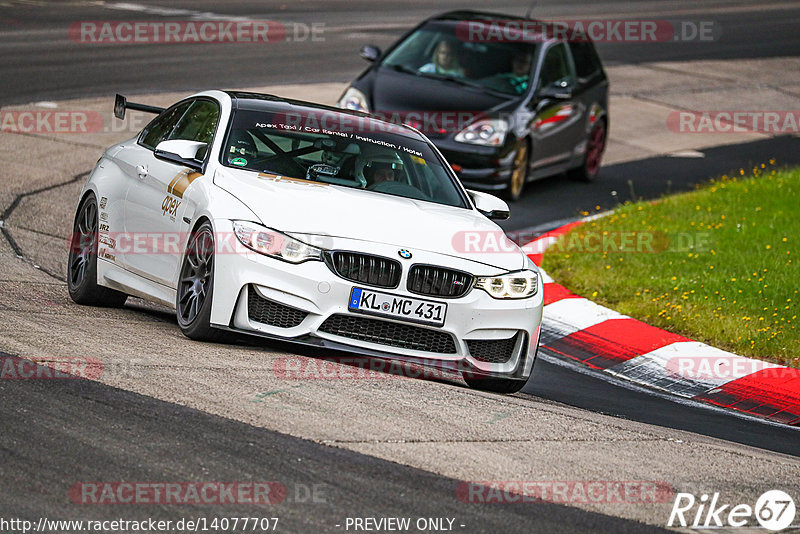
(0, 354), (667, 533)
(1, 1), (799, 532)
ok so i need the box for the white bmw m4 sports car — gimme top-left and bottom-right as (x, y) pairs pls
(68, 91), (543, 392)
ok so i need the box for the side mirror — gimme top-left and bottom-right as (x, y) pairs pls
(360, 45), (381, 62)
(467, 190), (510, 220)
(154, 140), (206, 171)
(537, 81), (573, 101)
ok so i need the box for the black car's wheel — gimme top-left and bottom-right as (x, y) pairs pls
(176, 221), (225, 341)
(504, 141), (529, 202)
(463, 374), (528, 394)
(569, 120), (606, 182)
(67, 194), (128, 307)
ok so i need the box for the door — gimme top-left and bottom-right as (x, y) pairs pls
(529, 43), (586, 172)
(119, 98), (220, 286)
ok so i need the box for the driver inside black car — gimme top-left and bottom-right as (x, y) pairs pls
(483, 50), (533, 95)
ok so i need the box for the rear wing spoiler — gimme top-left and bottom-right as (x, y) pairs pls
(114, 94), (164, 120)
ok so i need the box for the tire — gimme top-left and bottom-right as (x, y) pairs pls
(176, 221), (226, 341)
(569, 120), (606, 182)
(67, 194), (128, 307)
(463, 374), (528, 394)
(503, 140), (529, 202)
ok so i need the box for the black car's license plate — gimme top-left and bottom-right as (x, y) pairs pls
(348, 287), (446, 327)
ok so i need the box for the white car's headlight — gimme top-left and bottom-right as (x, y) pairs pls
(233, 221), (322, 263)
(454, 118), (509, 146)
(475, 269), (538, 299)
(337, 87), (369, 112)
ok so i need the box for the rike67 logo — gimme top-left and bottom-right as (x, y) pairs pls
(668, 490), (796, 531)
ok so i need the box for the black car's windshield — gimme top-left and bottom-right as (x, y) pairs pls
(382, 20), (537, 96)
(221, 108), (468, 208)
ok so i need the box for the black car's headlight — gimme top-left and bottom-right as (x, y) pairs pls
(475, 269), (538, 299)
(233, 221), (322, 263)
(337, 87), (369, 113)
(454, 118), (509, 147)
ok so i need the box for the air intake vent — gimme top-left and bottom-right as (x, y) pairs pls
(407, 265), (473, 298)
(328, 251), (401, 288)
(319, 314), (457, 354)
(467, 333), (521, 364)
(247, 286), (308, 328)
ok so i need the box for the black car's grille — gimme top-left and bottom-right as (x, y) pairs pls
(407, 265), (473, 298)
(318, 314), (457, 354)
(247, 286), (308, 328)
(328, 252), (401, 288)
(467, 333), (521, 364)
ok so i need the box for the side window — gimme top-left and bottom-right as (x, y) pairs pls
(537, 43), (576, 90)
(168, 99), (220, 147)
(139, 101), (192, 150)
(568, 41), (603, 82)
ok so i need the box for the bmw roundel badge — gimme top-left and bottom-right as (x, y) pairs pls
(398, 249), (412, 259)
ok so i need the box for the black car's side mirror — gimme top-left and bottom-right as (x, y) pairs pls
(537, 81), (573, 101)
(360, 45), (381, 62)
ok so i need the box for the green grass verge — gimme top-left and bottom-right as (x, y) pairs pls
(541, 163), (799, 368)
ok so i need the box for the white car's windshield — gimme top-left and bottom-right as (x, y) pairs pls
(382, 21), (537, 96)
(221, 108), (468, 208)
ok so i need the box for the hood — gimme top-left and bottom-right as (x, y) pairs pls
(370, 69), (520, 116)
(214, 167), (524, 271)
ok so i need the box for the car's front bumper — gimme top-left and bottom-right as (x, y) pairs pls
(210, 220), (543, 380)
(433, 137), (517, 192)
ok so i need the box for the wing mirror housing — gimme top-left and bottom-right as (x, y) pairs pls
(537, 80), (573, 101)
(154, 140), (206, 171)
(467, 189), (510, 220)
(360, 45), (381, 62)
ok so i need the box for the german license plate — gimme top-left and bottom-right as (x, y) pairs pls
(348, 287), (447, 327)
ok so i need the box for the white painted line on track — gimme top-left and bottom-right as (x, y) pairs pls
(537, 351), (800, 432)
(543, 298), (627, 334)
(103, 2), (253, 21)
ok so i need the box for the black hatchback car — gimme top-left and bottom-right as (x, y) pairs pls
(337, 11), (609, 201)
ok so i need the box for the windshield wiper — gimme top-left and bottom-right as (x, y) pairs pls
(385, 63), (419, 76)
(419, 72), (509, 96)
(385, 63), (509, 97)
